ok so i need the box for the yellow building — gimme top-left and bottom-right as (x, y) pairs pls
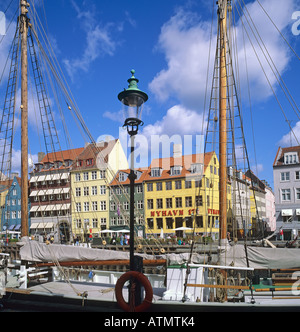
(70, 139), (128, 240)
(144, 152), (221, 240)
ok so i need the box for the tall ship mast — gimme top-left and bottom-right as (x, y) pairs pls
(20, 0), (29, 238)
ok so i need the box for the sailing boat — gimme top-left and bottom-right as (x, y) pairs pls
(2, 0), (300, 312)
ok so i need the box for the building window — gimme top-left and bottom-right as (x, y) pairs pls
(156, 182), (163, 191)
(284, 153), (298, 165)
(281, 172), (290, 181)
(99, 170), (106, 179)
(185, 196), (192, 207)
(99, 185), (106, 195)
(123, 201), (129, 210)
(195, 179), (202, 188)
(156, 198), (163, 209)
(170, 166), (182, 176)
(110, 201), (116, 211)
(83, 172), (89, 181)
(76, 203), (81, 212)
(136, 184), (143, 193)
(191, 163), (202, 174)
(92, 218), (98, 228)
(75, 173), (81, 182)
(166, 218), (173, 229)
(91, 171), (97, 180)
(111, 217), (116, 226)
(84, 202), (90, 212)
(92, 201), (98, 211)
(147, 183), (153, 192)
(283, 216), (292, 223)
(185, 180), (192, 189)
(75, 219), (82, 228)
(166, 181), (172, 190)
(196, 216), (203, 228)
(175, 180), (182, 190)
(296, 171), (300, 180)
(156, 218), (163, 229)
(119, 173), (126, 182)
(175, 197), (182, 208)
(281, 189), (291, 201)
(84, 187), (89, 196)
(100, 201), (107, 211)
(296, 188), (300, 200)
(151, 168), (161, 177)
(137, 200), (143, 209)
(196, 195), (203, 206)
(76, 188), (81, 197)
(147, 199), (153, 209)
(147, 218), (154, 229)
(91, 186), (97, 195)
(166, 198), (173, 209)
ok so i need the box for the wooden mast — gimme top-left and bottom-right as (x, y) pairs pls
(218, 0), (228, 248)
(20, 0), (29, 237)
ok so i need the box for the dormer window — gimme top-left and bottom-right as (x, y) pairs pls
(119, 172), (127, 182)
(151, 168), (161, 177)
(284, 153), (299, 165)
(86, 159), (93, 166)
(170, 166), (182, 176)
(190, 163), (203, 174)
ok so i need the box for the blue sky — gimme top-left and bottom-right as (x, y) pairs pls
(1, 0), (300, 189)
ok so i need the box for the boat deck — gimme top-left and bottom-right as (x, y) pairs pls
(3, 279), (300, 312)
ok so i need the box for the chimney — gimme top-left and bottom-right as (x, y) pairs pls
(38, 152), (45, 162)
(173, 144), (182, 158)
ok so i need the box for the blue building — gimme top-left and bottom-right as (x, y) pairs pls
(1, 176), (31, 233)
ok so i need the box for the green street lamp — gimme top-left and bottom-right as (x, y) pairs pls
(118, 69), (148, 136)
(118, 69), (148, 307)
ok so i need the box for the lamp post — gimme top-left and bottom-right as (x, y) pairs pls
(118, 69), (148, 272)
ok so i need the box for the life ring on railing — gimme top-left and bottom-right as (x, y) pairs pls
(115, 271), (153, 312)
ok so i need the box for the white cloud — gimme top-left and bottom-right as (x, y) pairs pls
(149, 0), (296, 109)
(149, 8), (214, 111)
(142, 104), (205, 138)
(278, 121), (300, 146)
(63, 1), (117, 80)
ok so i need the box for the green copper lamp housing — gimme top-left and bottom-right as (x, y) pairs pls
(118, 69), (148, 136)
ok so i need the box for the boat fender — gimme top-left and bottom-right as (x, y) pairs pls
(102, 240), (107, 246)
(115, 271), (153, 312)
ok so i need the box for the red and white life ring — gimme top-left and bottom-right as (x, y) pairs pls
(115, 271), (153, 312)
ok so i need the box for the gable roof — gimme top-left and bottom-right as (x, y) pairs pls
(72, 140), (118, 171)
(144, 152), (216, 181)
(110, 168), (148, 186)
(273, 145), (300, 167)
(41, 147), (84, 164)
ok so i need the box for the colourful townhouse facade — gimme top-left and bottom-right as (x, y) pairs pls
(1, 176), (28, 233)
(70, 139), (128, 240)
(29, 148), (84, 242)
(143, 152), (221, 240)
(109, 168), (148, 237)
